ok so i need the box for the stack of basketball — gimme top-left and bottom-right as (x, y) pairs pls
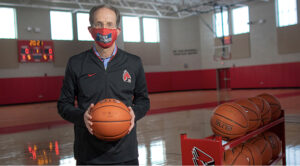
(223, 131), (282, 165)
(210, 93), (282, 140)
(210, 93), (283, 165)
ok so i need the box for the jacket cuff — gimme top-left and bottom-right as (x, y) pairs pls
(132, 105), (145, 121)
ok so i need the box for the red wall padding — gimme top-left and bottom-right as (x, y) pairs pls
(0, 76), (64, 105)
(145, 72), (173, 92)
(0, 62), (299, 105)
(145, 69), (216, 92)
(230, 62), (300, 89)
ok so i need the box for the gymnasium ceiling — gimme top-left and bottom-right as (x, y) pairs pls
(0, 0), (268, 19)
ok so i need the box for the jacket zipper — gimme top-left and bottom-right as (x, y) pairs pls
(104, 63), (109, 98)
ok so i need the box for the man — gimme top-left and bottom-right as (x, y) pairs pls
(57, 4), (150, 165)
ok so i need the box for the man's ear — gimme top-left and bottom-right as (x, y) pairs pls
(88, 26), (92, 33)
(117, 27), (121, 37)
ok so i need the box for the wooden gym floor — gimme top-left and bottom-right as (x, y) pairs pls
(0, 88), (299, 165)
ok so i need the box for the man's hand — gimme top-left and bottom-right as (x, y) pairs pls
(84, 103), (94, 135)
(128, 106), (135, 133)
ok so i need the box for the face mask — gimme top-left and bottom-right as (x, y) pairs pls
(90, 28), (118, 48)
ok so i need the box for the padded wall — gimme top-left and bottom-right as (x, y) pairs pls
(0, 62), (299, 105)
(0, 76), (63, 105)
(231, 62), (300, 88)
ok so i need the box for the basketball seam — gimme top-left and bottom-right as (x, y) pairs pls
(95, 128), (129, 138)
(232, 151), (243, 165)
(92, 105), (130, 113)
(223, 103), (249, 127)
(214, 113), (248, 128)
(260, 136), (268, 154)
(240, 105), (259, 118)
(92, 120), (131, 122)
(244, 145), (255, 164)
(249, 119), (260, 121)
(261, 142), (267, 154)
(261, 100), (265, 115)
(258, 95), (280, 104)
(261, 100), (270, 116)
(248, 98), (262, 110)
(251, 139), (268, 164)
(212, 125), (245, 136)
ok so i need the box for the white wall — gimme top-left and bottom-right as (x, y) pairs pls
(0, 8), (66, 78)
(144, 16), (203, 72)
(197, 0), (300, 70)
(0, 7), (125, 78)
(145, 0), (300, 72)
(1, 1), (300, 78)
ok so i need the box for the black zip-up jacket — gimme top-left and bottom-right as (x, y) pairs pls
(57, 48), (150, 164)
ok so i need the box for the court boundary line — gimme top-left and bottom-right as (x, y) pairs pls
(0, 90), (299, 134)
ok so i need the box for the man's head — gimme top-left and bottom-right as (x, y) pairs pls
(89, 4), (121, 28)
(88, 5), (121, 48)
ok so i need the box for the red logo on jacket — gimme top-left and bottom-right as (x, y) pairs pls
(88, 73), (96, 77)
(123, 70), (131, 83)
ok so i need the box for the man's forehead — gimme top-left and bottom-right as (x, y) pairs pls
(94, 8), (116, 18)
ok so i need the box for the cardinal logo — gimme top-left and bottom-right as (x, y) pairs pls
(192, 147), (214, 166)
(96, 33), (112, 43)
(123, 70), (131, 83)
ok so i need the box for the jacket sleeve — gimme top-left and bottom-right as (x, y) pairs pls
(132, 58), (150, 121)
(57, 59), (85, 127)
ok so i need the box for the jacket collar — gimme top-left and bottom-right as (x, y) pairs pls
(88, 48), (127, 71)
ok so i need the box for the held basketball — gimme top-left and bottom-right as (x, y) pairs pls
(257, 93), (282, 121)
(90, 98), (132, 141)
(235, 99), (261, 132)
(210, 102), (249, 140)
(248, 97), (271, 126)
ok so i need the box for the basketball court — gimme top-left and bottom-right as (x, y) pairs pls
(0, 0), (300, 165)
(0, 89), (299, 165)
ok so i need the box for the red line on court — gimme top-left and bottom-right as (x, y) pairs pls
(0, 90), (299, 134)
(147, 102), (219, 115)
(274, 91), (300, 98)
(147, 90), (300, 115)
(0, 120), (70, 134)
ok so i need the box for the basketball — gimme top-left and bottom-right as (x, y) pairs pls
(210, 102), (249, 140)
(263, 131), (282, 159)
(248, 136), (273, 165)
(235, 99), (261, 132)
(248, 97), (271, 126)
(235, 143), (262, 165)
(258, 93), (282, 121)
(90, 98), (132, 141)
(223, 147), (251, 165)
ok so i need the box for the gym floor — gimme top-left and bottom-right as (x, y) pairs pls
(0, 88), (299, 165)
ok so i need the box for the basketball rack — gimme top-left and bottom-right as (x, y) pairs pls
(180, 113), (286, 165)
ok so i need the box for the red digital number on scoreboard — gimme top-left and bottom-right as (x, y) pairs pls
(18, 40), (54, 63)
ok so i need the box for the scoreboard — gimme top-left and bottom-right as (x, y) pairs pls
(18, 40), (54, 63)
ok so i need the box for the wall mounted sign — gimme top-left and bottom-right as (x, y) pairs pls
(18, 40), (54, 63)
(173, 49), (198, 56)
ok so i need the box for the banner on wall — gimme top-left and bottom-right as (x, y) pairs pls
(173, 49), (198, 56)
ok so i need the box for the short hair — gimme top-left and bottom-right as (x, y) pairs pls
(89, 4), (121, 28)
